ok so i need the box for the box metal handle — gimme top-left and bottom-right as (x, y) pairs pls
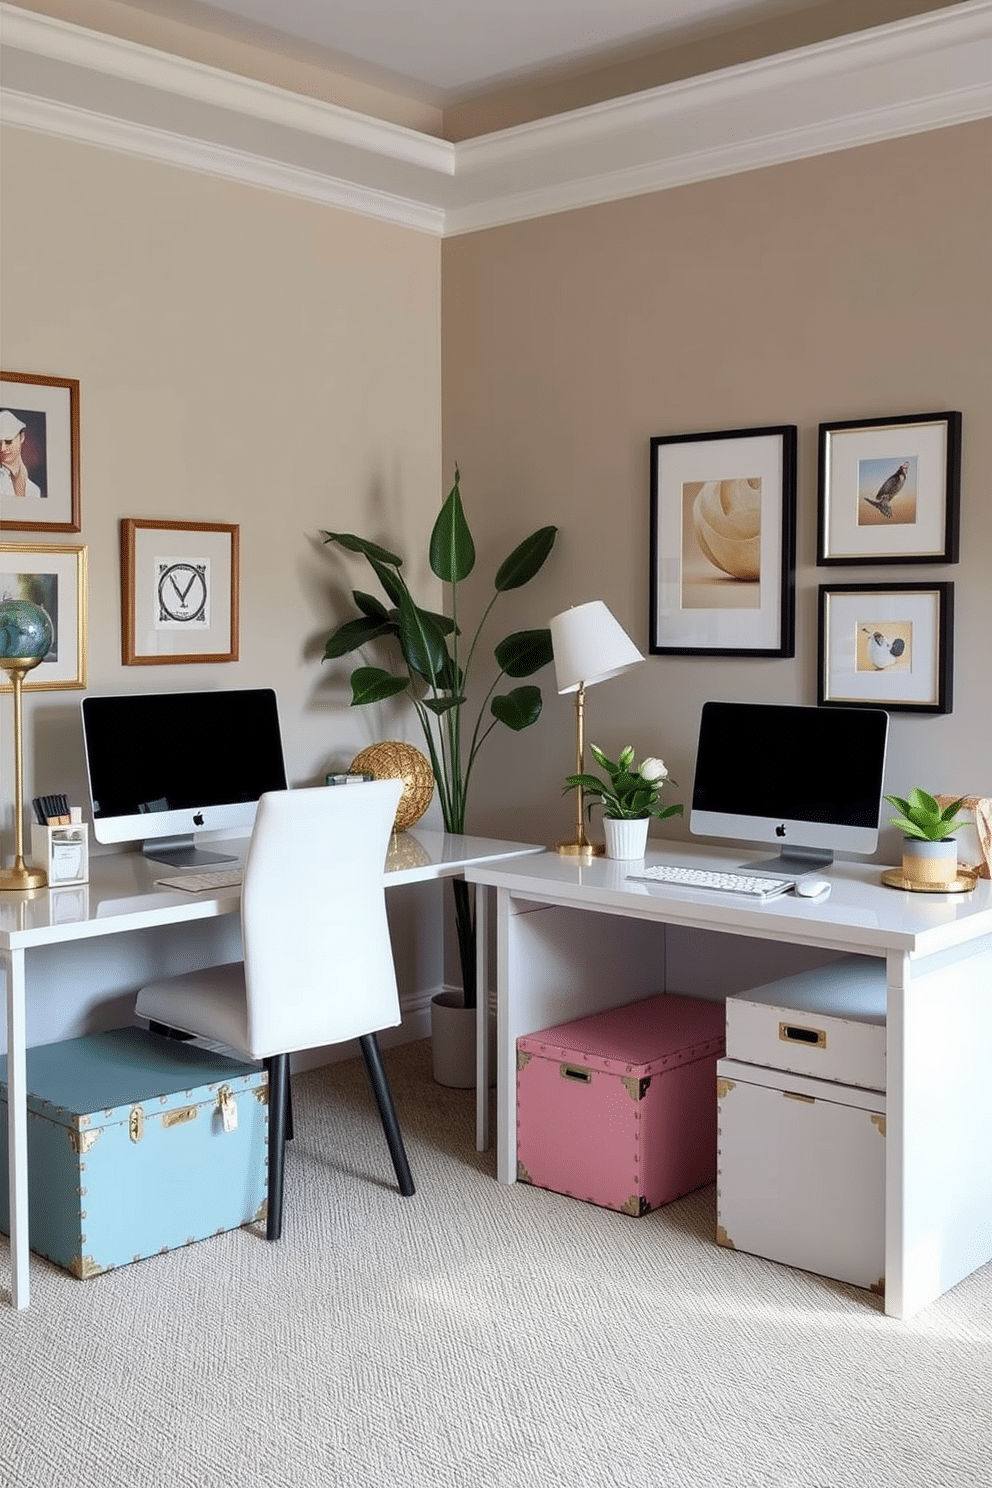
(559, 1062), (592, 1084)
(779, 1021), (826, 1048)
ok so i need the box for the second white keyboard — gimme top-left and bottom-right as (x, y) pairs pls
(156, 868), (243, 893)
(626, 864), (794, 899)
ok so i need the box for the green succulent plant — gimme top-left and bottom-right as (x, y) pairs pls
(321, 466), (557, 1008)
(885, 788), (966, 842)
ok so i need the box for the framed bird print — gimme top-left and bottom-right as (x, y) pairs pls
(818, 582), (953, 713)
(121, 518), (239, 664)
(817, 411), (961, 565)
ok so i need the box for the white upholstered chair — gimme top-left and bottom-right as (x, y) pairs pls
(135, 779), (414, 1240)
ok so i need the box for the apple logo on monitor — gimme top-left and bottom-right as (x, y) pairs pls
(193, 812), (204, 826)
(776, 823), (786, 837)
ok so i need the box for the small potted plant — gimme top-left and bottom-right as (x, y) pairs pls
(564, 743), (683, 859)
(884, 788), (966, 887)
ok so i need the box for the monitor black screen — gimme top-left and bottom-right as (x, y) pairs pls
(81, 687), (288, 867)
(690, 701), (889, 872)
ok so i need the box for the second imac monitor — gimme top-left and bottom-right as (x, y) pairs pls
(690, 701), (889, 875)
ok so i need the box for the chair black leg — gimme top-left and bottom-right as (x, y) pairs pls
(264, 1053), (290, 1241)
(285, 1075), (294, 1142)
(359, 1033), (415, 1197)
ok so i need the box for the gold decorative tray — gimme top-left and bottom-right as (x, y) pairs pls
(881, 869), (975, 894)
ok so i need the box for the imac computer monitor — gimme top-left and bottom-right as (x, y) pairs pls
(81, 687), (288, 868)
(689, 700), (889, 876)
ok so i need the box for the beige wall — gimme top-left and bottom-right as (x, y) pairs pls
(441, 119), (992, 863)
(1, 126), (442, 827)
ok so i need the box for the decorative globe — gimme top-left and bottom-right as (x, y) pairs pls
(0, 599), (54, 663)
(349, 741), (435, 831)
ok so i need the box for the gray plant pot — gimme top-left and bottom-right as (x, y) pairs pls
(430, 990), (496, 1088)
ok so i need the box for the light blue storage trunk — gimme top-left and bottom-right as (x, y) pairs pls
(0, 1026), (268, 1278)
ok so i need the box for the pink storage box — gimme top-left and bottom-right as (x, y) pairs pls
(516, 994), (726, 1216)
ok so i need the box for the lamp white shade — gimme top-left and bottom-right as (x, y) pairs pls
(549, 601), (644, 694)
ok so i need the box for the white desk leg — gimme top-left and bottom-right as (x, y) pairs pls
(3, 946), (30, 1309)
(885, 942), (992, 1320)
(496, 887), (519, 1185)
(475, 883), (489, 1151)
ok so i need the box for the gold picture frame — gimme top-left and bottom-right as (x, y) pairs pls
(121, 518), (239, 665)
(0, 371), (81, 532)
(0, 542), (88, 690)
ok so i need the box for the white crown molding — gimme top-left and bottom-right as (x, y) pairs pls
(2, 1), (991, 237)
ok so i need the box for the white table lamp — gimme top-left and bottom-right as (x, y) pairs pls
(549, 600), (644, 855)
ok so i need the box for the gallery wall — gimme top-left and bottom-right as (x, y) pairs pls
(0, 124), (444, 1049)
(441, 117), (992, 863)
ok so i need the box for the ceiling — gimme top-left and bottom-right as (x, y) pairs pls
(5, 2), (990, 235)
(115, 0), (828, 103)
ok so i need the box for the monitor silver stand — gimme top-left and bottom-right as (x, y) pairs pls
(743, 847), (834, 880)
(142, 835), (238, 869)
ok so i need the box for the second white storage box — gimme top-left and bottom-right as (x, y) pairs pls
(716, 1057), (886, 1292)
(726, 957), (886, 1091)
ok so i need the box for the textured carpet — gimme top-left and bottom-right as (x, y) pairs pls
(2, 1038), (990, 1488)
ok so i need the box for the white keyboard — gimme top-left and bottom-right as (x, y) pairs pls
(155, 868), (243, 893)
(626, 864), (794, 900)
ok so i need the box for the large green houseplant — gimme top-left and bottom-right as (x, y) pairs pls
(321, 467), (557, 1009)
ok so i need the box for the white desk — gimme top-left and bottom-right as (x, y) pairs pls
(1, 829), (539, 1309)
(464, 843), (992, 1320)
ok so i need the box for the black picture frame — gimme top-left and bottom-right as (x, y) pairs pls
(818, 581), (953, 714)
(817, 411), (961, 565)
(648, 424), (796, 657)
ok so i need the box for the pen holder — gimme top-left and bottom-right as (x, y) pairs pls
(29, 823), (89, 886)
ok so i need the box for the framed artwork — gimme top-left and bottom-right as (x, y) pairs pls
(0, 372), (81, 532)
(818, 581), (953, 714)
(817, 411), (961, 565)
(121, 518), (239, 665)
(649, 424), (796, 656)
(0, 542), (87, 690)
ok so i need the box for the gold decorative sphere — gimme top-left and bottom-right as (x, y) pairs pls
(349, 741), (435, 831)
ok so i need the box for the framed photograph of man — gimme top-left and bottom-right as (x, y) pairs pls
(649, 424), (797, 656)
(0, 372), (81, 532)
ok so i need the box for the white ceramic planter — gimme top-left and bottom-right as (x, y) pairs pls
(603, 816), (650, 860)
(901, 836), (958, 887)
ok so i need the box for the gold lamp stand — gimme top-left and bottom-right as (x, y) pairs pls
(557, 682), (604, 857)
(0, 656), (48, 892)
(549, 600), (645, 859)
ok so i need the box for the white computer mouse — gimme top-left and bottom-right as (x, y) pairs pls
(794, 878), (831, 899)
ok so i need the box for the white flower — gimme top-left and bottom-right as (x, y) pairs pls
(639, 757), (668, 783)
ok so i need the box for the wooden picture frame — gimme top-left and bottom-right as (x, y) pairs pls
(649, 425), (796, 656)
(817, 411), (961, 565)
(0, 542), (87, 690)
(121, 518), (239, 665)
(818, 581), (953, 714)
(0, 372), (81, 532)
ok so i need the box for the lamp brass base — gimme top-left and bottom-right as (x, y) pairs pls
(0, 863), (48, 892)
(556, 839), (605, 857)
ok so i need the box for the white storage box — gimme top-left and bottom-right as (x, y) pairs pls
(716, 1056), (885, 1292)
(726, 957), (886, 1091)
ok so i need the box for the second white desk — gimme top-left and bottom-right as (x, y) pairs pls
(465, 844), (992, 1321)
